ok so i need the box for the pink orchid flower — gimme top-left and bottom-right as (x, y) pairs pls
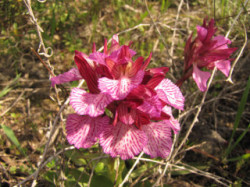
(177, 19), (237, 92)
(51, 35), (185, 159)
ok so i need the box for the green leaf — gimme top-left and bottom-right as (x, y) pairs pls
(131, 164), (147, 178)
(0, 73), (20, 98)
(224, 76), (250, 159)
(50, 7), (56, 37)
(106, 157), (125, 184)
(1, 124), (26, 156)
(64, 149), (87, 166)
(228, 153), (250, 162)
(43, 170), (57, 186)
(0, 86), (12, 98)
(94, 162), (105, 174)
(228, 124), (250, 157)
(91, 175), (113, 187)
(172, 164), (209, 176)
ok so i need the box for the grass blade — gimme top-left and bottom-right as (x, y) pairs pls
(224, 76), (250, 159)
(0, 73), (21, 98)
(1, 124), (26, 156)
(227, 124), (250, 157)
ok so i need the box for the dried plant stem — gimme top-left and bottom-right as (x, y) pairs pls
(17, 80), (84, 186)
(169, 0), (184, 64)
(131, 156), (231, 187)
(0, 91), (25, 117)
(119, 152), (144, 187)
(225, 0), (249, 38)
(144, 0), (171, 58)
(173, 163), (231, 186)
(226, 24), (247, 83)
(30, 48), (55, 77)
(174, 68), (217, 157)
(15, 146), (74, 186)
(23, 0), (53, 58)
(152, 161), (170, 187)
(152, 68), (217, 186)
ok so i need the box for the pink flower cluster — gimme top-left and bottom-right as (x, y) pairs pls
(51, 35), (185, 160)
(178, 19), (237, 91)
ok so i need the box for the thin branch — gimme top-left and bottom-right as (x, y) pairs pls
(169, 0), (184, 64)
(144, 0), (171, 58)
(0, 91), (25, 117)
(119, 152), (144, 187)
(225, 0), (249, 38)
(172, 163), (232, 187)
(23, 0), (53, 58)
(173, 68), (217, 158)
(226, 23), (247, 83)
(15, 146), (74, 186)
(31, 48), (55, 77)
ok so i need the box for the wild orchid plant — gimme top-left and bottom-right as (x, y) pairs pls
(177, 19), (237, 91)
(51, 19), (235, 160)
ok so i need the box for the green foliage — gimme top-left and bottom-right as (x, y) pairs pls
(224, 76), (250, 160)
(161, 0), (172, 12)
(0, 74), (20, 98)
(0, 124), (26, 156)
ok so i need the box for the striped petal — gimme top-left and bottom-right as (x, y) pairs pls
(70, 88), (113, 117)
(51, 68), (82, 87)
(66, 114), (109, 149)
(137, 95), (162, 118)
(141, 121), (172, 158)
(162, 106), (180, 134)
(98, 70), (144, 100)
(99, 122), (147, 160)
(117, 104), (136, 125)
(155, 79), (185, 110)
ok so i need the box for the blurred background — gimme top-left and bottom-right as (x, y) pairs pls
(0, 0), (249, 186)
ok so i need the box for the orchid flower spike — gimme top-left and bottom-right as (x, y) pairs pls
(51, 35), (185, 159)
(179, 19), (237, 92)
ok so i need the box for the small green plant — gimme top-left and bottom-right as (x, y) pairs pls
(223, 76), (250, 161)
(0, 124), (26, 156)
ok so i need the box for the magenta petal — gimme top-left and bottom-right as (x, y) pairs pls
(165, 118), (180, 134)
(51, 68), (82, 87)
(212, 36), (231, 49)
(98, 70), (144, 100)
(75, 51), (94, 67)
(129, 49), (136, 57)
(215, 60), (231, 77)
(117, 104), (135, 125)
(111, 35), (119, 47)
(66, 114), (109, 149)
(155, 79), (185, 110)
(137, 95), (162, 118)
(192, 65), (211, 92)
(99, 122), (147, 160)
(89, 52), (107, 65)
(197, 26), (207, 41)
(162, 106), (180, 134)
(141, 122), (172, 158)
(70, 88), (113, 117)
